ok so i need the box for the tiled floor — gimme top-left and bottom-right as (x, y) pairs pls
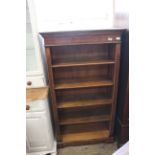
(58, 142), (117, 155)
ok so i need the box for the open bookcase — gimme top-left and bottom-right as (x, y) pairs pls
(40, 30), (123, 147)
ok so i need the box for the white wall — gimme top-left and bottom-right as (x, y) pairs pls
(32, 0), (114, 32)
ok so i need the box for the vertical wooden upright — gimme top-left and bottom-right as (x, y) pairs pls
(45, 47), (61, 141)
(115, 30), (129, 146)
(109, 43), (121, 136)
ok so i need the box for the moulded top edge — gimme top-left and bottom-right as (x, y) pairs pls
(39, 29), (126, 37)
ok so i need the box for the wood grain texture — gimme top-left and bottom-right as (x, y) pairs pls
(109, 43), (121, 136)
(60, 115), (110, 125)
(51, 44), (115, 66)
(55, 79), (113, 90)
(62, 130), (110, 142)
(26, 87), (49, 103)
(53, 65), (114, 82)
(56, 86), (112, 100)
(52, 59), (115, 68)
(40, 29), (124, 147)
(40, 30), (123, 46)
(115, 30), (129, 147)
(58, 136), (114, 148)
(59, 106), (111, 120)
(58, 98), (112, 109)
(45, 47), (61, 141)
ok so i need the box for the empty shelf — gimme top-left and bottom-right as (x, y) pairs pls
(52, 60), (115, 68)
(55, 80), (113, 89)
(60, 115), (111, 125)
(62, 130), (110, 143)
(58, 98), (112, 109)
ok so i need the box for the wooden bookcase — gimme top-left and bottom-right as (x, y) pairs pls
(40, 30), (123, 147)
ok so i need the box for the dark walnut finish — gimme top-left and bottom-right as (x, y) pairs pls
(115, 30), (129, 147)
(40, 30), (124, 147)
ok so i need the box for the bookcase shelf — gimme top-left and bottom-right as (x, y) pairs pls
(58, 98), (112, 109)
(61, 130), (110, 145)
(41, 30), (123, 147)
(52, 59), (115, 68)
(55, 79), (113, 90)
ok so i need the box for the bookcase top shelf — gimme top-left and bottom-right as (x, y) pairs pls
(40, 29), (123, 46)
(40, 29), (124, 36)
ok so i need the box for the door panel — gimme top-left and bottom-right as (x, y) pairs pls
(26, 111), (52, 152)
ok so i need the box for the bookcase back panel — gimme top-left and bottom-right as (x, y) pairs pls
(61, 122), (109, 134)
(51, 44), (115, 65)
(59, 105), (111, 118)
(56, 86), (112, 102)
(53, 65), (114, 83)
(41, 30), (122, 46)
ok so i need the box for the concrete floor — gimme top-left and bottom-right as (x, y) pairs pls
(58, 142), (117, 155)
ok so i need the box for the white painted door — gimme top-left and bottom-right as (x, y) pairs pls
(26, 111), (53, 153)
(26, 0), (47, 87)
